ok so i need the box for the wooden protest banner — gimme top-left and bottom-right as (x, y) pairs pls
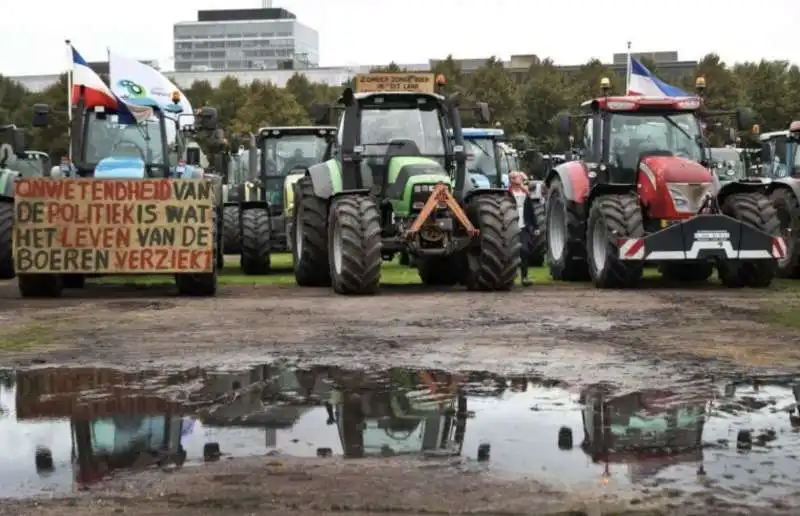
(13, 178), (215, 274)
(355, 73), (435, 94)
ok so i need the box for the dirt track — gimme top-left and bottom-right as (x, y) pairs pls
(2, 278), (800, 515)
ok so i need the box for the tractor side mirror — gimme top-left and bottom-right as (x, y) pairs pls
(473, 102), (490, 124)
(196, 107), (218, 131)
(556, 113), (571, 139)
(734, 107), (755, 132)
(11, 129), (26, 156)
(310, 102), (331, 125)
(32, 104), (51, 128)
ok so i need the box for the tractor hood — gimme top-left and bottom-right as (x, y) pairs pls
(640, 155), (713, 184)
(95, 156), (146, 179)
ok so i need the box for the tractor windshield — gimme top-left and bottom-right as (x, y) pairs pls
(465, 138), (498, 184)
(608, 113), (703, 170)
(261, 134), (327, 177)
(709, 148), (745, 180)
(83, 112), (170, 172)
(12, 154), (47, 177)
(359, 108), (445, 157)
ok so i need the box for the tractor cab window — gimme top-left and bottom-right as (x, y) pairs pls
(261, 134), (327, 177)
(607, 113), (703, 171)
(355, 106), (446, 157)
(709, 149), (745, 180)
(582, 118), (593, 156)
(793, 143), (800, 173)
(84, 113), (167, 172)
(465, 138), (498, 185)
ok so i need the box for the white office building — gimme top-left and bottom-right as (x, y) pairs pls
(173, 8), (319, 72)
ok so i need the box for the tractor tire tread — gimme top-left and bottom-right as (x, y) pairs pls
(0, 202), (13, 279)
(718, 192), (778, 288)
(294, 177), (331, 286)
(329, 195), (382, 295)
(222, 205), (241, 255)
(464, 194), (520, 291)
(240, 208), (272, 275)
(588, 194), (645, 288)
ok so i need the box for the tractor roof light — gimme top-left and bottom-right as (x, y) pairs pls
(695, 76), (706, 93)
(675, 98), (701, 110)
(606, 101), (636, 111)
(600, 77), (611, 94)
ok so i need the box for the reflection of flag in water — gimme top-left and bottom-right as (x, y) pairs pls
(180, 418), (198, 447)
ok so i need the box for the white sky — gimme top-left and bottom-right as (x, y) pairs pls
(1, 0), (798, 76)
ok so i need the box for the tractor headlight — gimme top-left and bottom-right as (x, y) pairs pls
(413, 184), (435, 193)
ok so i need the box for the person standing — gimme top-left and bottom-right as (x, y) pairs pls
(508, 171), (536, 286)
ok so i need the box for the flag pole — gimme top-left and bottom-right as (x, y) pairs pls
(625, 41), (632, 95)
(65, 39), (73, 161)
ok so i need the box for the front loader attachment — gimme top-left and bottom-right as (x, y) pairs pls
(618, 215), (786, 262)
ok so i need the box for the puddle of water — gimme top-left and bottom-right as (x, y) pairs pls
(1, 366), (799, 507)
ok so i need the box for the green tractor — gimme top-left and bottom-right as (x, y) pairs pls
(232, 126), (335, 275)
(291, 72), (521, 294)
(220, 138), (256, 256)
(0, 125), (29, 279)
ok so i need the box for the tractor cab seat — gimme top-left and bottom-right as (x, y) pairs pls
(368, 138), (421, 195)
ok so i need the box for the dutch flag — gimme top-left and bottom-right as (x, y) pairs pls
(627, 58), (687, 97)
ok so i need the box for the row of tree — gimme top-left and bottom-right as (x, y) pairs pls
(1, 53), (799, 157)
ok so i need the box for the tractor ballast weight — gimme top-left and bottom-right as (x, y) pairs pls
(0, 125), (28, 279)
(13, 97), (224, 297)
(757, 123), (800, 278)
(290, 72), (520, 294)
(545, 84), (784, 289)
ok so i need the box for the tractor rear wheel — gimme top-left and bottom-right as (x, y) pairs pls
(718, 192), (779, 288)
(240, 208), (272, 275)
(293, 177), (331, 287)
(528, 201), (547, 267)
(222, 205), (241, 254)
(770, 187), (800, 278)
(175, 208), (219, 296)
(586, 194), (645, 288)
(0, 202), (13, 279)
(463, 194), (520, 291)
(18, 275), (63, 298)
(417, 256), (462, 286)
(328, 194), (382, 295)
(659, 263), (713, 283)
(546, 179), (589, 281)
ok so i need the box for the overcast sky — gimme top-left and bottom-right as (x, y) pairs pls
(1, 0), (798, 76)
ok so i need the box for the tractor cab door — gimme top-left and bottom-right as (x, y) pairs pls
(768, 135), (789, 178)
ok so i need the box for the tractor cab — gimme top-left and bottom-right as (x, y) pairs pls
(759, 122), (800, 179)
(0, 125), (27, 172)
(257, 126), (336, 217)
(577, 384), (708, 483)
(709, 147), (747, 183)
(328, 369), (467, 458)
(462, 127), (508, 188)
(32, 96), (218, 179)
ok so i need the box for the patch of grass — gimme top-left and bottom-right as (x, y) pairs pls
(759, 305), (800, 329)
(0, 323), (53, 351)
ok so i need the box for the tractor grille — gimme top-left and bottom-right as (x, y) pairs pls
(667, 183), (713, 213)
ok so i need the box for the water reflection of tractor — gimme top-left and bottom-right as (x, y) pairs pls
(571, 384), (709, 483)
(22, 87), (223, 297)
(328, 369), (467, 458)
(14, 368), (188, 487)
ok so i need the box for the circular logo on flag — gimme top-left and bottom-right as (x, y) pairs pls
(117, 79), (146, 98)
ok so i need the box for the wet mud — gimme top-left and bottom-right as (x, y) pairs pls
(1, 364), (800, 514)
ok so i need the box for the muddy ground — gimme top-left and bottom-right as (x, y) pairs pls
(1, 278), (800, 514)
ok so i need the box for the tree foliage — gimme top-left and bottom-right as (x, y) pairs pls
(3, 53), (800, 159)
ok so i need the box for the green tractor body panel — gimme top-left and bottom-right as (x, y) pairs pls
(307, 159), (344, 198)
(386, 157), (451, 217)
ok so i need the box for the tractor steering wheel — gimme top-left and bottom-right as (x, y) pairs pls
(280, 158), (312, 176)
(112, 139), (146, 161)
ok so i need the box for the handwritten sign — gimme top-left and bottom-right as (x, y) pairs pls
(13, 178), (215, 274)
(355, 73), (435, 94)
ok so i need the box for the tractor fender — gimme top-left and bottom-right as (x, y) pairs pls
(765, 177), (800, 204)
(239, 199), (269, 212)
(463, 187), (513, 204)
(545, 162), (590, 204)
(716, 180), (771, 206)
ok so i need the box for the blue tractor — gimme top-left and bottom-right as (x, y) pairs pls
(14, 94), (222, 297)
(758, 121), (800, 278)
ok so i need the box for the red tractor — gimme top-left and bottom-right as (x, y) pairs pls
(545, 81), (785, 288)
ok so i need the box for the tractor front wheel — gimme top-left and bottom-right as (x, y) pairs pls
(546, 179), (589, 281)
(463, 194), (520, 291)
(528, 201), (547, 267)
(586, 194), (644, 288)
(240, 208), (272, 275)
(222, 206), (241, 254)
(293, 177), (331, 286)
(0, 202), (13, 279)
(718, 192), (779, 288)
(328, 194), (382, 295)
(770, 187), (800, 278)
(18, 275), (63, 298)
(175, 208), (219, 296)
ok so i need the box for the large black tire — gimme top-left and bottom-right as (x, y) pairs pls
(546, 179), (589, 281)
(328, 195), (382, 295)
(463, 194), (520, 291)
(293, 177), (330, 287)
(222, 205), (241, 254)
(717, 192), (779, 288)
(770, 187), (800, 278)
(0, 202), (13, 279)
(659, 263), (713, 283)
(417, 256), (462, 286)
(586, 194), (645, 288)
(240, 208), (271, 275)
(175, 208), (219, 296)
(528, 201), (546, 267)
(62, 275), (86, 289)
(18, 275), (63, 297)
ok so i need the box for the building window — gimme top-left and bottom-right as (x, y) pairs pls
(261, 32), (275, 37)
(175, 42), (193, 50)
(258, 39), (271, 47)
(243, 40), (258, 48)
(194, 41), (209, 49)
(210, 51), (225, 58)
(209, 41), (225, 49)
(227, 41), (242, 48)
(193, 51), (209, 59)
(243, 32), (258, 38)
(227, 33), (241, 38)
(226, 61), (244, 69)
(209, 61), (225, 69)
